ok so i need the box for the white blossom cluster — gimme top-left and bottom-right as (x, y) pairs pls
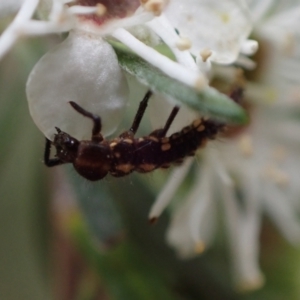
(1, 0), (300, 292)
(0, 0), (255, 139)
(149, 0), (300, 291)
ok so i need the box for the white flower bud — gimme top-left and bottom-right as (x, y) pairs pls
(26, 30), (129, 140)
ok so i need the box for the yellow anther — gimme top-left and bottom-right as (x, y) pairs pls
(194, 76), (207, 91)
(236, 276), (265, 293)
(194, 241), (205, 254)
(200, 48), (212, 62)
(263, 164), (289, 187)
(219, 12), (230, 23)
(238, 135), (253, 157)
(96, 4), (107, 16)
(176, 37), (192, 51)
(143, 0), (168, 16)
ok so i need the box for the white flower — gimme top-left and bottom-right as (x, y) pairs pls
(152, 0), (255, 64)
(0, 0), (255, 140)
(0, 0), (259, 286)
(150, 0), (300, 292)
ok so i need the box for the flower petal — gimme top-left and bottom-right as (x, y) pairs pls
(220, 172), (264, 292)
(164, 0), (253, 64)
(166, 156), (216, 258)
(254, 7), (300, 104)
(149, 158), (194, 221)
(26, 30), (128, 140)
(263, 183), (300, 245)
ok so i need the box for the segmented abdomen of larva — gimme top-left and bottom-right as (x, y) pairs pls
(134, 118), (224, 172)
(109, 118), (224, 177)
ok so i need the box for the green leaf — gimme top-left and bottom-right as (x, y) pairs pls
(71, 215), (179, 300)
(0, 39), (51, 300)
(111, 43), (248, 124)
(66, 166), (124, 247)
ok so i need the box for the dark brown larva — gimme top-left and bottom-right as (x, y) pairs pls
(44, 91), (225, 180)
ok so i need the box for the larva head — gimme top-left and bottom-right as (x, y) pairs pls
(53, 128), (80, 163)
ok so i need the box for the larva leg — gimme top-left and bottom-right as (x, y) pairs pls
(69, 101), (103, 143)
(129, 90), (152, 135)
(110, 91), (153, 176)
(44, 138), (65, 167)
(150, 105), (180, 138)
(159, 106), (180, 137)
(118, 90), (153, 139)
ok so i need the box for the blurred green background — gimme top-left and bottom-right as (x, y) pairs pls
(1, 35), (300, 300)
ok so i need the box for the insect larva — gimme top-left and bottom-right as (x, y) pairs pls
(44, 91), (226, 180)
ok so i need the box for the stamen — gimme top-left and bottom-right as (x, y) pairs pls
(96, 4), (107, 16)
(187, 161), (214, 253)
(262, 164), (289, 187)
(199, 48), (212, 62)
(112, 28), (206, 90)
(236, 277), (265, 293)
(196, 56), (211, 76)
(221, 176), (264, 293)
(283, 32), (295, 56)
(194, 241), (205, 254)
(240, 39), (259, 56)
(15, 0), (39, 21)
(148, 158), (193, 220)
(238, 135), (253, 157)
(0, 0), (40, 60)
(142, 0), (168, 16)
(147, 15), (199, 71)
(48, 0), (66, 22)
(21, 20), (72, 35)
(175, 37), (192, 51)
(235, 55), (257, 70)
(68, 5), (106, 16)
(212, 149), (234, 186)
(264, 185), (300, 244)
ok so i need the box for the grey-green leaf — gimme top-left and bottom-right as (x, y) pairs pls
(112, 44), (248, 124)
